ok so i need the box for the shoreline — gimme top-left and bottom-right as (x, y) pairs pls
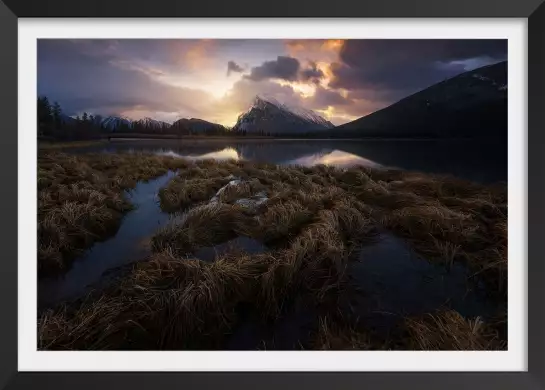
(40, 136), (503, 145)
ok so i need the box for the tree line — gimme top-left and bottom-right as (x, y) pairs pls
(37, 96), (243, 139)
(38, 96), (109, 140)
(41, 95), (398, 140)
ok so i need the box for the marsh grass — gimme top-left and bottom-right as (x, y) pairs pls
(151, 203), (253, 255)
(310, 316), (373, 350)
(38, 177), (380, 349)
(38, 153), (507, 350)
(158, 177), (231, 212)
(38, 237), (357, 350)
(404, 310), (506, 350)
(37, 152), (190, 275)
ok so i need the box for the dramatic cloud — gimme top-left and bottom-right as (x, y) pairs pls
(243, 56), (326, 85)
(300, 62), (325, 84)
(227, 60), (245, 76)
(329, 39), (507, 101)
(38, 40), (216, 119)
(244, 56), (300, 82)
(284, 39), (344, 63)
(38, 39), (507, 127)
(309, 86), (348, 110)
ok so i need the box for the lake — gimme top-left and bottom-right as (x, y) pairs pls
(69, 138), (507, 184)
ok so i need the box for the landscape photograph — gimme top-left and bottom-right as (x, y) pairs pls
(37, 38), (508, 351)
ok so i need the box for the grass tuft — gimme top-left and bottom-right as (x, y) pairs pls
(405, 310), (506, 350)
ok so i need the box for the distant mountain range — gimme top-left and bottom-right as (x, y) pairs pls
(334, 61), (507, 138)
(232, 96), (334, 134)
(78, 96), (334, 135)
(56, 61), (507, 139)
(134, 117), (170, 129)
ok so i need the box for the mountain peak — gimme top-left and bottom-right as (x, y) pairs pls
(252, 95), (281, 110)
(233, 96), (334, 134)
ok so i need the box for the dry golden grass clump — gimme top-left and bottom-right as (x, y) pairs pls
(39, 251), (250, 350)
(309, 308), (506, 351)
(151, 203), (253, 255)
(405, 310), (506, 350)
(310, 316), (373, 350)
(38, 152), (190, 276)
(158, 177), (231, 211)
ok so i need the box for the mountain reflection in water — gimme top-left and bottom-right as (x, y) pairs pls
(287, 150), (381, 168)
(157, 147), (379, 169)
(157, 147), (241, 161)
(68, 139), (507, 184)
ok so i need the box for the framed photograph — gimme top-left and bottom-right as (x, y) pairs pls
(1, 0), (542, 389)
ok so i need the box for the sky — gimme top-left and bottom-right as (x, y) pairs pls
(37, 39), (507, 126)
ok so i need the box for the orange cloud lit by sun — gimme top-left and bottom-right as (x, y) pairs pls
(284, 40), (344, 89)
(285, 39), (345, 58)
(315, 61), (335, 85)
(321, 39), (344, 52)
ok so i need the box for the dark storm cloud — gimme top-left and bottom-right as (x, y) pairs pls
(329, 39), (507, 100)
(311, 86), (349, 109)
(244, 56), (300, 81)
(227, 60), (245, 76)
(242, 56), (325, 84)
(300, 62), (325, 84)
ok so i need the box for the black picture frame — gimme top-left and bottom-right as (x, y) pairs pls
(1, 0), (542, 389)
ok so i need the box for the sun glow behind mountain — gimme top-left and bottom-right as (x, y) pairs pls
(38, 39), (507, 127)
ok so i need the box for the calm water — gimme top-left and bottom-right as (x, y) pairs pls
(38, 171), (178, 308)
(70, 138), (507, 184)
(348, 233), (498, 331)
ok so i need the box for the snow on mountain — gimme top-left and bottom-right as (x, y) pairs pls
(232, 96), (334, 134)
(100, 116), (169, 130)
(101, 116), (133, 130)
(134, 117), (169, 129)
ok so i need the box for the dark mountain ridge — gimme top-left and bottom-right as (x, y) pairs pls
(334, 61), (507, 139)
(171, 118), (227, 133)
